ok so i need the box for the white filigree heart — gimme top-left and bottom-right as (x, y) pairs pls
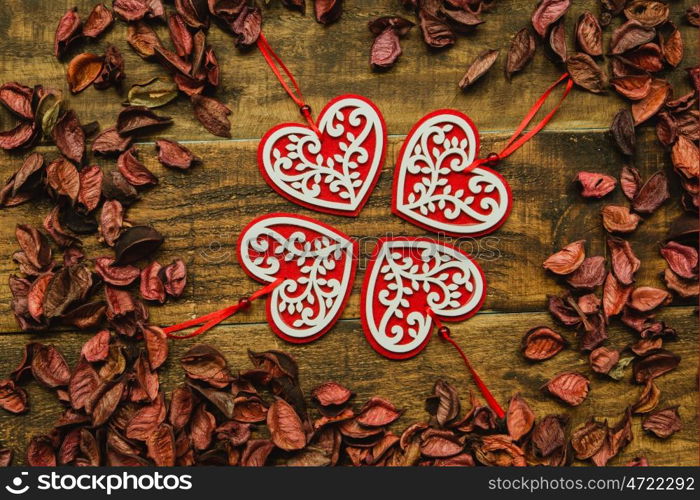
(392, 110), (512, 237)
(237, 213), (358, 343)
(361, 237), (486, 359)
(258, 95), (387, 217)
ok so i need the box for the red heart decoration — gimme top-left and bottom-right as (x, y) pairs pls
(361, 237), (487, 360)
(258, 95), (387, 217)
(392, 110), (512, 237)
(237, 213), (358, 343)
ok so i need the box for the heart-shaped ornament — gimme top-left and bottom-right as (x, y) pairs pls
(258, 95), (387, 217)
(361, 237), (486, 360)
(237, 213), (358, 343)
(393, 110), (512, 237)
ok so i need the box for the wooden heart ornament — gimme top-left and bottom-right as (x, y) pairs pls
(258, 95), (387, 217)
(237, 213), (358, 343)
(361, 237), (486, 360)
(392, 110), (512, 237)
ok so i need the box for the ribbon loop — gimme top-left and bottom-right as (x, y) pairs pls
(163, 278), (284, 340)
(426, 308), (505, 419)
(467, 73), (573, 173)
(257, 32), (320, 135)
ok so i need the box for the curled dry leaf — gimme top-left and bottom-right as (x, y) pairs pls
(543, 371), (590, 406)
(611, 20), (656, 55)
(571, 419), (607, 460)
(633, 350), (680, 383)
(620, 165), (642, 200)
(169, 13), (193, 58)
(161, 258), (187, 297)
(0, 379), (29, 414)
(589, 346), (620, 375)
(92, 127), (132, 156)
(127, 21), (162, 59)
(664, 268), (699, 299)
(566, 256), (606, 289)
(78, 165), (103, 213)
(521, 326), (567, 361)
(611, 74), (652, 101)
(231, 6), (262, 48)
(27, 435), (56, 466)
(632, 79), (670, 125)
(531, 0), (570, 37)
(81, 329), (110, 363)
(575, 11), (602, 57)
(610, 109), (635, 156)
(146, 423), (175, 466)
(624, 1), (669, 28)
(0, 121), (37, 151)
(548, 20), (567, 63)
(660, 241), (698, 279)
(631, 170), (669, 214)
(267, 397), (307, 451)
(575, 171), (616, 198)
(315, 0), (343, 25)
(126, 393), (166, 440)
(117, 106), (172, 135)
(426, 379), (460, 427)
(54, 8), (82, 57)
(632, 379), (660, 414)
(113, 0), (150, 22)
(31, 343), (70, 388)
(181, 344), (231, 388)
(312, 381), (353, 408)
(0, 82), (34, 120)
(671, 135), (699, 180)
(99, 200), (124, 247)
(191, 95), (231, 137)
(140, 261), (165, 303)
(155, 139), (200, 169)
(418, 9), (456, 49)
(127, 77), (179, 109)
(52, 110), (85, 164)
(566, 53), (608, 93)
(601, 205), (642, 234)
(687, 5), (700, 26)
(94, 257), (140, 287)
(46, 158), (79, 201)
(607, 236), (640, 285)
(117, 148), (158, 187)
(506, 28), (536, 80)
(357, 397), (403, 427)
(628, 286), (671, 312)
(114, 225), (164, 265)
(506, 393), (535, 441)
(420, 429), (463, 458)
(83, 3), (114, 38)
(543, 240), (585, 275)
(370, 29), (402, 71)
(642, 406), (682, 439)
(459, 49), (499, 90)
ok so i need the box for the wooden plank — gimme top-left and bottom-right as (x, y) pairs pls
(0, 307), (696, 465)
(0, 128), (689, 331)
(0, 0), (696, 142)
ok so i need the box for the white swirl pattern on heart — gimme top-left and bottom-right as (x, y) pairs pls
(394, 113), (510, 235)
(261, 97), (384, 213)
(364, 239), (484, 355)
(239, 216), (355, 339)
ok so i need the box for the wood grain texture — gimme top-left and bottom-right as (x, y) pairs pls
(0, 0), (696, 141)
(0, 0), (697, 466)
(0, 308), (696, 466)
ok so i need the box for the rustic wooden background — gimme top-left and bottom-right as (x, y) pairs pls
(0, 0), (697, 465)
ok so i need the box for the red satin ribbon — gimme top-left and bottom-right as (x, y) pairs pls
(256, 32), (320, 134)
(467, 73), (574, 172)
(163, 278), (284, 340)
(427, 309), (505, 419)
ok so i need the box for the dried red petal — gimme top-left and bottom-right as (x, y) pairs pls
(356, 397), (403, 427)
(575, 11), (602, 56)
(633, 350), (680, 383)
(144, 326), (168, 369)
(566, 52), (608, 94)
(506, 393), (535, 441)
(531, 0), (570, 37)
(0, 379), (29, 414)
(117, 106), (172, 135)
(642, 406), (682, 439)
(113, 0), (150, 21)
(611, 20), (655, 54)
(543, 371), (589, 406)
(52, 110), (85, 164)
(54, 8), (82, 57)
(505, 28), (535, 80)
(267, 397), (307, 451)
(155, 139), (200, 169)
(67, 53), (104, 93)
(117, 147), (158, 187)
(140, 261), (166, 303)
(315, 0), (342, 25)
(576, 171), (616, 198)
(607, 236), (640, 285)
(181, 344), (231, 388)
(521, 326), (567, 361)
(81, 330), (111, 363)
(631, 170), (670, 214)
(601, 205), (642, 233)
(99, 200), (124, 247)
(0, 82), (34, 120)
(0, 121), (37, 150)
(628, 286), (671, 312)
(543, 240), (586, 275)
(83, 3), (114, 38)
(127, 21), (163, 59)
